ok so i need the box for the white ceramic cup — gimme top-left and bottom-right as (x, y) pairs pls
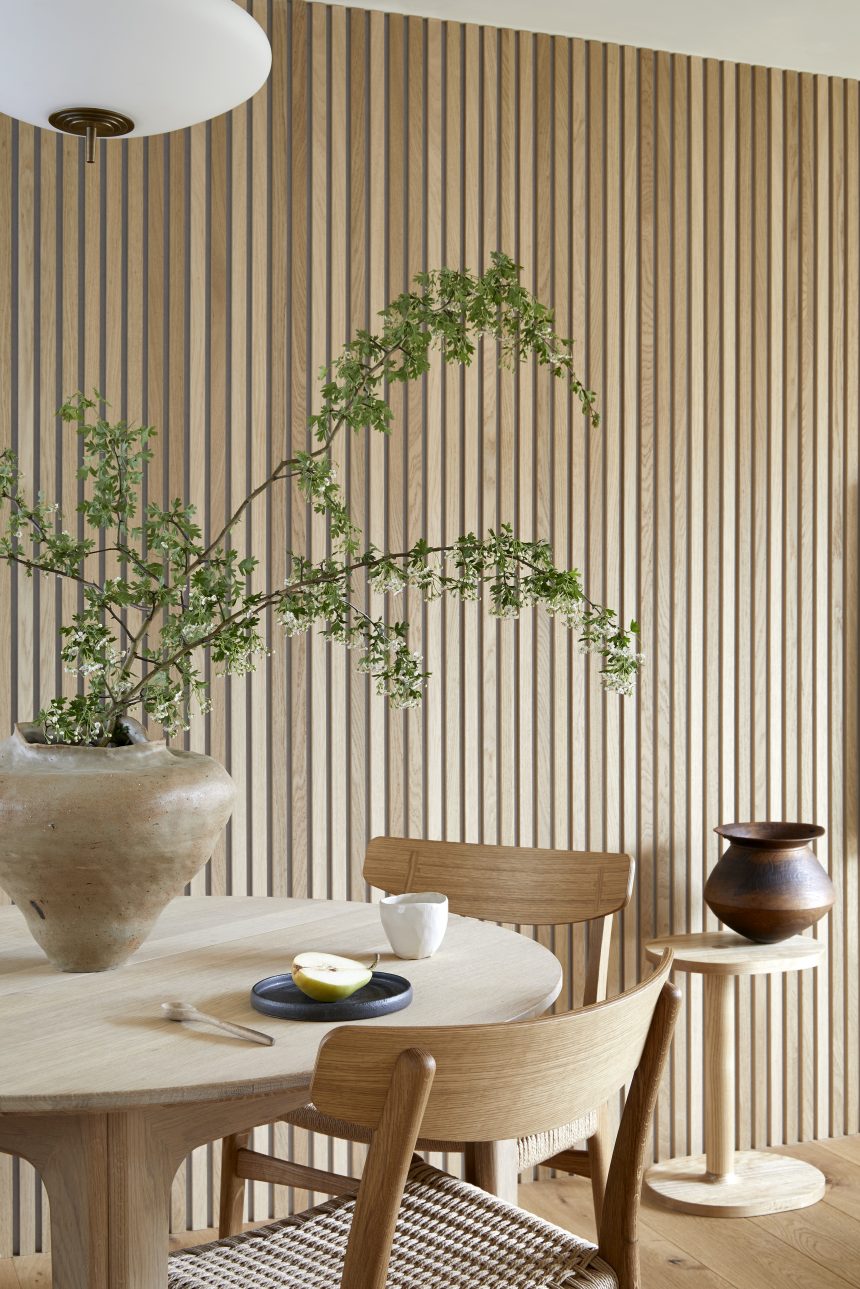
(379, 891), (449, 960)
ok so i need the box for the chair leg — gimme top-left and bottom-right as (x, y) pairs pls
(464, 1139), (519, 1205)
(586, 1104), (611, 1231)
(219, 1132), (251, 1238)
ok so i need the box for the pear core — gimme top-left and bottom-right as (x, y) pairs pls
(291, 951), (373, 1002)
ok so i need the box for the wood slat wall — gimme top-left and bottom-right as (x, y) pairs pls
(0, 0), (857, 1253)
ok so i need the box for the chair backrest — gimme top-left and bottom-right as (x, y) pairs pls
(364, 836), (634, 926)
(311, 950), (678, 1289)
(313, 948), (671, 1144)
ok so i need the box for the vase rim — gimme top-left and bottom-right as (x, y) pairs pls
(12, 726), (166, 752)
(8, 723), (168, 760)
(714, 820), (825, 847)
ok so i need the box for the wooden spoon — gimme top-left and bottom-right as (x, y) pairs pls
(161, 1000), (274, 1046)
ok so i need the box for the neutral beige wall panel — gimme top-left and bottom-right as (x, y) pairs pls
(385, 12), (406, 845)
(12, 125), (37, 1260)
(405, 16), (425, 846)
(443, 19), (462, 841)
(767, 67), (787, 1148)
(0, 0), (857, 1247)
(208, 115), (230, 896)
(702, 58), (721, 955)
(827, 76), (846, 1141)
(165, 128), (192, 1253)
(483, 25), (500, 850)
(620, 43), (640, 999)
(366, 7), (386, 851)
(844, 78), (859, 1137)
(346, 6), (369, 904)
(188, 122), (210, 909)
(424, 17), (444, 844)
(462, 23), (481, 847)
(39, 136), (59, 722)
(229, 90), (250, 904)
(798, 70), (816, 1147)
(551, 35), (571, 1012)
(782, 67), (801, 1148)
(603, 41), (622, 871)
(517, 28), (534, 851)
(0, 116), (12, 1252)
(497, 24), (517, 848)
(289, 0), (309, 902)
(670, 51), (690, 1158)
(250, 0), (272, 917)
(814, 72), (834, 1145)
(686, 53), (705, 1158)
(269, 0), (289, 920)
(635, 41), (655, 1000)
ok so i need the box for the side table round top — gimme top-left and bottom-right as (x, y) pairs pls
(645, 930), (825, 977)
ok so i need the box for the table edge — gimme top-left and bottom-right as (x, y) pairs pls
(0, 971), (562, 1114)
(0, 911), (563, 1114)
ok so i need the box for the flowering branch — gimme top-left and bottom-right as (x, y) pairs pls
(0, 253), (641, 746)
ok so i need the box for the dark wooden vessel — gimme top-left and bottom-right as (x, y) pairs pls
(705, 822), (834, 944)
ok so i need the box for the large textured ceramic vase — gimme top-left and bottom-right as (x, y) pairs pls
(0, 723), (236, 971)
(705, 822), (834, 944)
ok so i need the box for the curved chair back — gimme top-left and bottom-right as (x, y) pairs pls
(363, 836), (634, 927)
(312, 949), (672, 1144)
(309, 951), (679, 1289)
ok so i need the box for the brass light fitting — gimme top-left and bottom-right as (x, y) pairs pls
(48, 108), (134, 164)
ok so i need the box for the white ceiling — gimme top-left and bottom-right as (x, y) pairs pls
(327, 0), (860, 80)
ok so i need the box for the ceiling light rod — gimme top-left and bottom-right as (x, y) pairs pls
(48, 108), (135, 164)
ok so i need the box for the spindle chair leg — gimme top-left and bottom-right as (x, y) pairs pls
(219, 1131), (251, 1238)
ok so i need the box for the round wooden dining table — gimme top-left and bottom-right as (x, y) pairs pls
(0, 895), (562, 1289)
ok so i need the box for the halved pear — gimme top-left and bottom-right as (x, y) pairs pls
(291, 950), (375, 1002)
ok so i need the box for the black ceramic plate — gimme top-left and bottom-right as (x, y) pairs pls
(250, 971), (413, 1022)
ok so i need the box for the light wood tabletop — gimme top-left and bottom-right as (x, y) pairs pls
(0, 896), (562, 1288)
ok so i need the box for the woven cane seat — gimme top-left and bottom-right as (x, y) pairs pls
(516, 1117), (598, 1171)
(168, 1160), (617, 1289)
(285, 1103), (598, 1172)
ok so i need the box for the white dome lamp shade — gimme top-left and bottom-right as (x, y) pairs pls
(0, 0), (272, 163)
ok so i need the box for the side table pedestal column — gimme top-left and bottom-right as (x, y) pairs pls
(642, 931), (827, 1218)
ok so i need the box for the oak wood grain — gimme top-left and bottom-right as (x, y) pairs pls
(0, 0), (856, 1250)
(0, 897), (561, 1112)
(364, 837), (635, 926)
(645, 932), (826, 977)
(310, 951), (673, 1142)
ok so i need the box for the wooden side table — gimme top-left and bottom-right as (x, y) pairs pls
(643, 931), (826, 1217)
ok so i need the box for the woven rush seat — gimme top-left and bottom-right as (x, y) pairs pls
(285, 1102), (598, 1172)
(169, 1160), (617, 1289)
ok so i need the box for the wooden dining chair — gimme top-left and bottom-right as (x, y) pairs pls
(219, 836), (635, 1237)
(170, 952), (678, 1289)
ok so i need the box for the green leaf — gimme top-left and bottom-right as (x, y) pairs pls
(0, 257), (640, 745)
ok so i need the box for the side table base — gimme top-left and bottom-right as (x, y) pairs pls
(645, 1150), (826, 1217)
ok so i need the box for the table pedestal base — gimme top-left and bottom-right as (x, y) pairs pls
(645, 1150), (825, 1217)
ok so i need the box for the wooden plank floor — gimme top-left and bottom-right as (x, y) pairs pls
(521, 1138), (860, 1289)
(1, 1138), (858, 1287)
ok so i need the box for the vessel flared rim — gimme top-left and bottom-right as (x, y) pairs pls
(714, 820), (825, 847)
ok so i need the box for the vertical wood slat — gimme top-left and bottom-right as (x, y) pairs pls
(0, 0), (857, 1247)
(0, 105), (12, 1264)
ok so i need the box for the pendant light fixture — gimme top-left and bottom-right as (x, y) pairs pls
(0, 0), (272, 163)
